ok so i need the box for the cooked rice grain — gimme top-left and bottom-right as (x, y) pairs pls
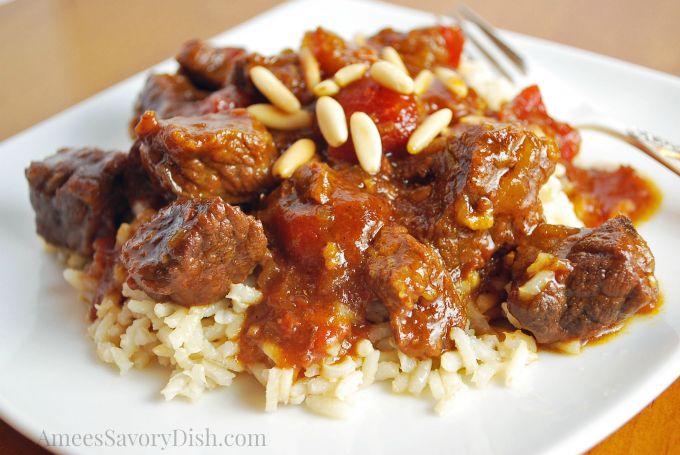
(75, 266), (538, 416)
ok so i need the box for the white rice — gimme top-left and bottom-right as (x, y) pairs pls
(66, 260), (538, 417)
(457, 55), (517, 111)
(540, 164), (583, 228)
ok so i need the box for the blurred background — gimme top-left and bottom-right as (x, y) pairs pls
(0, 0), (678, 141)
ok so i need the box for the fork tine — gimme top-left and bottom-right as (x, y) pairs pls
(454, 13), (516, 82)
(453, 11), (517, 83)
(458, 3), (528, 75)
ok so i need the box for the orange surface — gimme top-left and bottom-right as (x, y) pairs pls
(0, 1), (678, 453)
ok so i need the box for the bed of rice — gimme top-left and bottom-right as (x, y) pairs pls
(63, 266), (539, 418)
(54, 57), (584, 418)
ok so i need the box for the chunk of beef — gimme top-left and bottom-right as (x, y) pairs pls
(395, 123), (558, 278)
(176, 39), (246, 91)
(123, 141), (169, 212)
(86, 237), (125, 311)
(85, 209), (157, 314)
(132, 74), (208, 128)
(366, 225), (467, 358)
(131, 73), (250, 131)
(231, 51), (315, 106)
(134, 110), (278, 203)
(25, 148), (128, 256)
(506, 217), (658, 344)
(499, 85), (581, 162)
(301, 27), (377, 77)
(121, 197), (268, 306)
(418, 78), (488, 122)
(367, 26), (465, 74)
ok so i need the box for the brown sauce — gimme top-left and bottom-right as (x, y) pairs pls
(565, 164), (661, 227)
(585, 293), (663, 348)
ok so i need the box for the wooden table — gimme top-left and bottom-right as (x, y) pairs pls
(0, 0), (678, 453)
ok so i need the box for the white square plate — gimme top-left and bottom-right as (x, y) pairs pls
(0, 1), (678, 454)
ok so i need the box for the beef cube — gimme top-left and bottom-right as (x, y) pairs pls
(366, 225), (467, 358)
(25, 148), (128, 256)
(396, 123), (558, 278)
(134, 110), (279, 203)
(123, 141), (170, 212)
(232, 51), (315, 106)
(499, 85), (581, 162)
(131, 73), (249, 131)
(132, 74), (208, 129)
(367, 25), (465, 74)
(121, 197), (268, 306)
(301, 27), (377, 77)
(176, 39), (246, 91)
(506, 217), (658, 344)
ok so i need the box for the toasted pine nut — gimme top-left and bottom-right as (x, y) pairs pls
(354, 32), (367, 46)
(407, 108), (453, 155)
(434, 66), (469, 98)
(247, 104), (312, 131)
(350, 112), (382, 175)
(300, 47), (321, 90)
(413, 69), (434, 95)
(313, 79), (340, 97)
(459, 115), (491, 125)
(369, 61), (414, 95)
(316, 96), (348, 147)
(334, 63), (368, 87)
(249, 66), (301, 113)
(273, 138), (316, 179)
(380, 46), (408, 74)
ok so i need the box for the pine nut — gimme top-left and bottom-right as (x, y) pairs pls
(413, 69), (434, 95)
(350, 112), (382, 175)
(434, 66), (469, 98)
(316, 96), (348, 147)
(407, 108), (453, 155)
(369, 61), (414, 95)
(354, 32), (367, 46)
(459, 115), (490, 125)
(272, 138), (316, 179)
(299, 47), (321, 90)
(334, 63), (368, 87)
(313, 79), (340, 97)
(247, 104), (312, 130)
(380, 46), (408, 74)
(249, 65), (301, 113)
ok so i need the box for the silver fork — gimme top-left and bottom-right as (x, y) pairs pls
(455, 4), (680, 177)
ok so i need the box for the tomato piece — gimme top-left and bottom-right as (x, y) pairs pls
(329, 77), (420, 162)
(440, 26), (465, 68)
(500, 85), (581, 162)
(565, 165), (661, 227)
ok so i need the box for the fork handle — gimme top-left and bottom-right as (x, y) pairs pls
(576, 123), (680, 177)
